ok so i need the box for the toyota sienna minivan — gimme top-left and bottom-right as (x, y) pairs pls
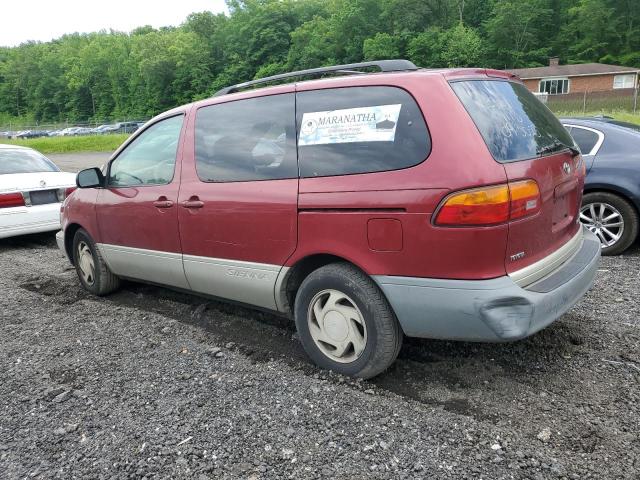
(58, 60), (600, 378)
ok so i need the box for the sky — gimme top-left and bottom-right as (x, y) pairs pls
(1, 0), (228, 47)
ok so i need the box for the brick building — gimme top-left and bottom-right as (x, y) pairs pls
(507, 58), (639, 95)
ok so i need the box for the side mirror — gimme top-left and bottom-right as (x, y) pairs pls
(76, 167), (105, 188)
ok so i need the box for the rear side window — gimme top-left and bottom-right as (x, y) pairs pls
(195, 93), (297, 182)
(451, 80), (575, 163)
(570, 127), (600, 155)
(296, 86), (430, 177)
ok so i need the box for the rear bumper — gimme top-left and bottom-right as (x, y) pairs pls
(55, 230), (68, 258)
(0, 203), (61, 239)
(373, 226), (600, 341)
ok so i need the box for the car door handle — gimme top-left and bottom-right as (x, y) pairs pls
(181, 198), (204, 209)
(153, 199), (174, 209)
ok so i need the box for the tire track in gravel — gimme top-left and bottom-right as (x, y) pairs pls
(7, 235), (500, 420)
(18, 272), (496, 420)
(3, 233), (640, 478)
(7, 233), (640, 427)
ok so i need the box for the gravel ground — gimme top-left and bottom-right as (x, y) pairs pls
(0, 233), (639, 479)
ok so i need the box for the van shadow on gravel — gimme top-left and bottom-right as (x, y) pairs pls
(17, 271), (592, 422)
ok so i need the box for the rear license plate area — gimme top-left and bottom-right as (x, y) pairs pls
(29, 189), (59, 205)
(552, 180), (578, 232)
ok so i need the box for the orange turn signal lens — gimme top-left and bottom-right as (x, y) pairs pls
(435, 180), (541, 226)
(509, 180), (541, 220)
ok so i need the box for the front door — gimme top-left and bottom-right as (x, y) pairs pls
(178, 93), (298, 310)
(96, 114), (189, 289)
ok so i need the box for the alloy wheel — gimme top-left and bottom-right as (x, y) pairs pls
(580, 202), (625, 248)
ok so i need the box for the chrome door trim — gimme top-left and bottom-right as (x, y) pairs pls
(509, 228), (584, 288)
(183, 254), (283, 310)
(97, 243), (190, 289)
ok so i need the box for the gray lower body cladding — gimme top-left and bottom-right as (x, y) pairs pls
(373, 227), (601, 342)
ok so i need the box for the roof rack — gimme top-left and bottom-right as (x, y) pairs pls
(213, 59), (418, 96)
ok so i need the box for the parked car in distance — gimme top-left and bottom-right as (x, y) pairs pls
(51, 127), (81, 137)
(91, 124), (118, 134)
(561, 117), (640, 255)
(13, 130), (49, 139)
(58, 60), (600, 378)
(108, 121), (141, 134)
(70, 127), (92, 136)
(0, 144), (76, 239)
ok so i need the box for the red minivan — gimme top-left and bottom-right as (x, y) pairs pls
(58, 60), (600, 378)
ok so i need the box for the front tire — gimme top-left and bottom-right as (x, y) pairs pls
(72, 228), (120, 295)
(294, 263), (402, 379)
(580, 192), (638, 256)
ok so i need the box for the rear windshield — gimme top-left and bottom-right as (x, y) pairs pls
(0, 149), (59, 174)
(451, 80), (575, 163)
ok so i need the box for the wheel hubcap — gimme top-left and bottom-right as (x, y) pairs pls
(307, 289), (367, 364)
(580, 202), (624, 248)
(77, 242), (95, 285)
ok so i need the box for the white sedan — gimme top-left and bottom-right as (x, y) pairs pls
(0, 144), (76, 239)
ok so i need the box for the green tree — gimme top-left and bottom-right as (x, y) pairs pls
(408, 24), (486, 67)
(408, 28), (447, 67)
(363, 33), (401, 60)
(484, 0), (553, 68)
(288, 16), (336, 69)
(564, 0), (617, 62)
(0, 0), (638, 126)
(441, 24), (486, 67)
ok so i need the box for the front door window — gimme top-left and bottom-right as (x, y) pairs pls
(109, 115), (183, 187)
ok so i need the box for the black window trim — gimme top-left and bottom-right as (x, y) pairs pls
(194, 91), (299, 184)
(295, 84), (432, 179)
(106, 112), (186, 188)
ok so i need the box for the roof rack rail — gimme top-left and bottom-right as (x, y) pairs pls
(213, 59), (418, 96)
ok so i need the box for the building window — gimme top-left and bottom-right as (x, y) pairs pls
(613, 74), (636, 89)
(539, 78), (570, 95)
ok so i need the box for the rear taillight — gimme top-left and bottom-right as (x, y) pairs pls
(0, 192), (26, 209)
(435, 184), (510, 226)
(435, 180), (541, 226)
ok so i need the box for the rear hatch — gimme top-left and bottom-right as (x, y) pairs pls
(451, 79), (584, 274)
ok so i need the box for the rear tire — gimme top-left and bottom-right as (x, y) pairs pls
(581, 192), (638, 256)
(72, 228), (120, 295)
(294, 262), (402, 379)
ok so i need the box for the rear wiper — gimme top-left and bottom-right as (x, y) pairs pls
(537, 140), (580, 157)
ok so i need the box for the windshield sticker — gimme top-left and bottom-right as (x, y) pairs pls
(298, 104), (402, 146)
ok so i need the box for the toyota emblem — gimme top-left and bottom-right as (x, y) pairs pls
(39, 180), (47, 187)
(562, 162), (571, 175)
